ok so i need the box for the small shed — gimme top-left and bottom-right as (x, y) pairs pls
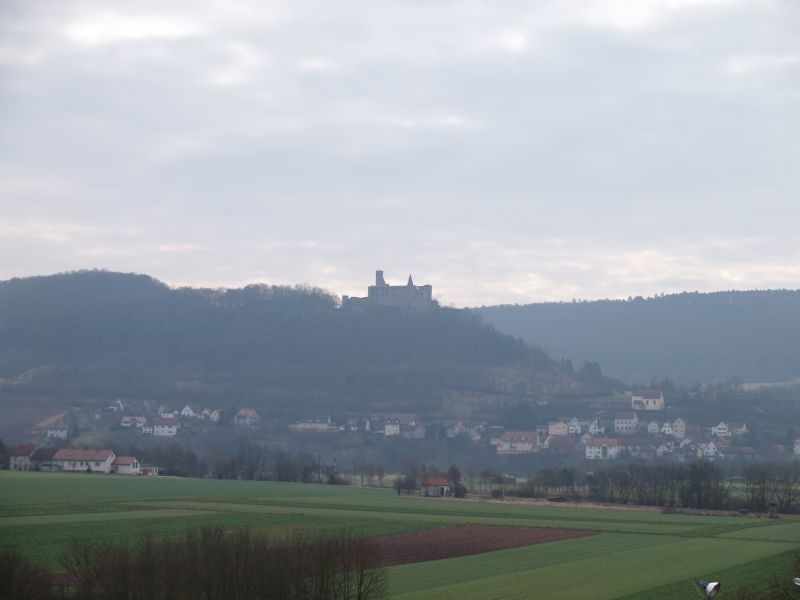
(421, 476), (451, 497)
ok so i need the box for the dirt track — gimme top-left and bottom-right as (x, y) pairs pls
(371, 524), (593, 567)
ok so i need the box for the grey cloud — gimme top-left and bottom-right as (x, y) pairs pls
(1, 0), (798, 305)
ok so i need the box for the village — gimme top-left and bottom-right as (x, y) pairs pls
(9, 387), (800, 478)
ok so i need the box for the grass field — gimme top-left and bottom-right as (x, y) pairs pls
(2, 471), (799, 598)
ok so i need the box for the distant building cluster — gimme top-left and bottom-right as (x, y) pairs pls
(487, 390), (752, 461)
(8, 445), (158, 476)
(342, 270), (433, 309)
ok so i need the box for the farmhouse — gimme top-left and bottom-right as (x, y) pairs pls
(53, 449), (116, 473)
(113, 456), (141, 475)
(647, 420), (660, 434)
(711, 422), (731, 438)
(672, 418), (687, 439)
(420, 476), (452, 497)
(660, 422), (673, 436)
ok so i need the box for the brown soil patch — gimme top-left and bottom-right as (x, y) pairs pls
(371, 524), (593, 567)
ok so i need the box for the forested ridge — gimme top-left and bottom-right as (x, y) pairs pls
(477, 290), (800, 384)
(0, 271), (582, 413)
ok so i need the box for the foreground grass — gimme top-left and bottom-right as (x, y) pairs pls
(2, 471), (799, 597)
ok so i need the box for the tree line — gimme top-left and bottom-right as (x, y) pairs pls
(1, 527), (386, 600)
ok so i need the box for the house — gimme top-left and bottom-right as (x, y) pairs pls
(631, 389), (664, 411)
(290, 418), (336, 433)
(52, 449), (116, 473)
(585, 438), (620, 460)
(200, 408), (221, 422)
(420, 476), (451, 497)
(656, 442), (674, 457)
(614, 412), (638, 434)
(711, 422), (731, 438)
(697, 441), (721, 459)
(159, 409), (178, 419)
(672, 418), (687, 439)
(493, 431), (538, 454)
(45, 424), (69, 440)
(567, 418), (583, 435)
(730, 423), (748, 436)
(660, 422), (673, 436)
(153, 419), (179, 437)
(384, 419), (401, 437)
(121, 416), (147, 428)
(548, 421), (568, 437)
(647, 420), (660, 434)
(109, 399), (126, 412)
(588, 418), (605, 436)
(113, 456), (141, 475)
(234, 408), (261, 428)
(9, 444), (38, 471)
(181, 404), (201, 418)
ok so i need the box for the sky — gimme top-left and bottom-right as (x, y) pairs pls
(1, 0), (798, 306)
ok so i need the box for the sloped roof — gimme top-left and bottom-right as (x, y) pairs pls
(421, 476), (449, 487)
(11, 444), (37, 457)
(53, 449), (114, 461)
(113, 456), (138, 465)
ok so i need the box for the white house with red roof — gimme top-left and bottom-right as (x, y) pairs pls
(113, 456), (141, 475)
(420, 476), (451, 497)
(585, 438), (620, 460)
(234, 408), (261, 428)
(52, 449), (116, 473)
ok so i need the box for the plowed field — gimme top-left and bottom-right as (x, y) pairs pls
(372, 524), (593, 567)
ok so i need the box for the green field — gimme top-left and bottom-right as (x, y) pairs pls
(1, 472), (798, 598)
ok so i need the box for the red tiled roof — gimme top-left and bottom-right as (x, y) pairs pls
(53, 449), (114, 461)
(237, 408), (260, 418)
(421, 477), (449, 487)
(11, 444), (37, 457)
(113, 456), (138, 465)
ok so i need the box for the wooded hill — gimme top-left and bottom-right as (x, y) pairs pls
(477, 290), (800, 385)
(0, 271), (602, 414)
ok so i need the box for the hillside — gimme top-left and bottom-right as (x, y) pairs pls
(0, 271), (597, 415)
(477, 290), (800, 385)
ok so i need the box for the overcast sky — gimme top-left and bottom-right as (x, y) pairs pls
(1, 0), (798, 306)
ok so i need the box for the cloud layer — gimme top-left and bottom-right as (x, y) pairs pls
(1, 0), (798, 305)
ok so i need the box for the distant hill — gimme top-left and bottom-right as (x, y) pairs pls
(0, 271), (601, 415)
(476, 290), (800, 385)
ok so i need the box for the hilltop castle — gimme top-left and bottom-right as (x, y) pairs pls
(343, 270), (433, 309)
